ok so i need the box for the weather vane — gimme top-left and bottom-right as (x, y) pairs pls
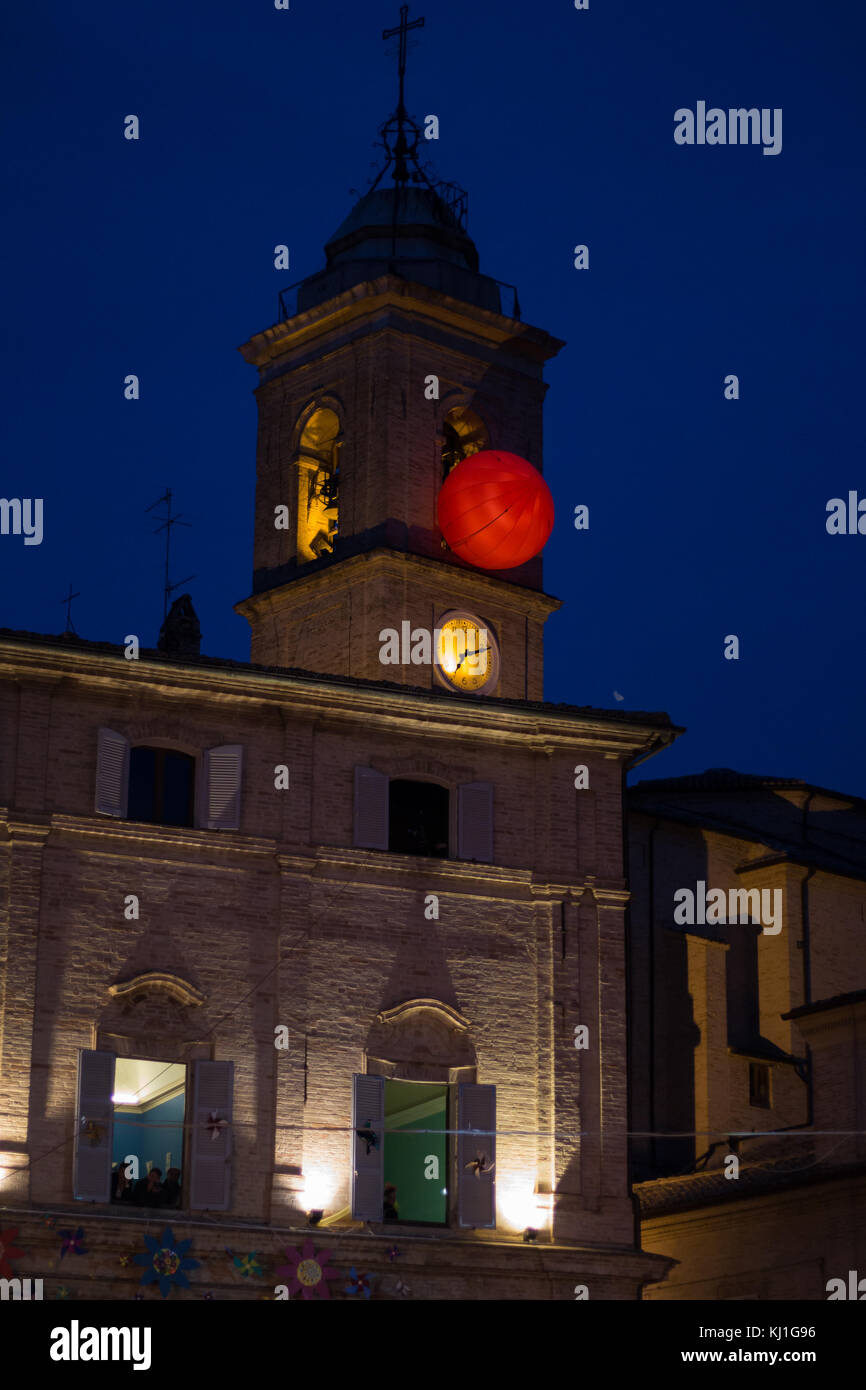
(145, 488), (196, 619)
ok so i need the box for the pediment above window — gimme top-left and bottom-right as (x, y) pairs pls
(375, 998), (470, 1031)
(107, 972), (206, 1008)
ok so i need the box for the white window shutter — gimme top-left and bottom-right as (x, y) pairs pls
(458, 781), (493, 863)
(73, 1049), (115, 1201)
(189, 1059), (234, 1210)
(458, 1082), (496, 1229)
(204, 744), (243, 830)
(353, 766), (389, 850)
(95, 728), (129, 817)
(351, 1073), (385, 1221)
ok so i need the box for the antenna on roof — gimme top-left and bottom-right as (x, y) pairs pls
(59, 581), (80, 635)
(145, 488), (196, 619)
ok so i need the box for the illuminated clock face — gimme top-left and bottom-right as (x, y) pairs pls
(435, 612), (499, 694)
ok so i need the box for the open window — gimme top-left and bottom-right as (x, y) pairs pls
(353, 767), (494, 863)
(109, 1058), (186, 1207)
(296, 406), (341, 562)
(350, 1074), (496, 1228)
(74, 1052), (234, 1212)
(128, 747), (195, 827)
(389, 780), (449, 858)
(95, 731), (242, 831)
(441, 405), (488, 482)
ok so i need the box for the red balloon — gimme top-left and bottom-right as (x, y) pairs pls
(436, 451), (555, 570)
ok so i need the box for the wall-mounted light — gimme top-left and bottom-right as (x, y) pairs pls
(523, 1227), (539, 1243)
(308, 1210), (323, 1227)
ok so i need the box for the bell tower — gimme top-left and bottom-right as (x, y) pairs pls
(236, 10), (564, 701)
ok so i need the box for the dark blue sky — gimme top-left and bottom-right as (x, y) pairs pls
(3, 1), (864, 794)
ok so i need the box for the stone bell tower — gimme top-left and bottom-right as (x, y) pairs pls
(236, 25), (564, 702)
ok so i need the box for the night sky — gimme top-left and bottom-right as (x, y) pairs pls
(3, 1), (864, 794)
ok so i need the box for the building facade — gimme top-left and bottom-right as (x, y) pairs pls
(0, 129), (678, 1299)
(627, 770), (866, 1299)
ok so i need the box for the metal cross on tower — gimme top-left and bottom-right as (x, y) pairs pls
(382, 4), (425, 118)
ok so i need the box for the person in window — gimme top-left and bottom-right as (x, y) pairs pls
(133, 1168), (163, 1206)
(111, 1164), (135, 1202)
(383, 1184), (399, 1222)
(161, 1168), (182, 1208)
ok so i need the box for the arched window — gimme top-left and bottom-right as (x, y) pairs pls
(389, 779), (449, 858)
(441, 405), (488, 482)
(127, 747), (195, 828)
(296, 406), (341, 562)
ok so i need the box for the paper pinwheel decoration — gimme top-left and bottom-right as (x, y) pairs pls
(0, 1227), (24, 1279)
(203, 1292), (215, 1300)
(465, 1152), (495, 1180)
(344, 1266), (373, 1299)
(355, 1120), (379, 1155)
(275, 1238), (339, 1300)
(394, 1279), (411, 1297)
(82, 1121), (104, 1148)
(59, 1227), (88, 1259)
(386, 1246), (401, 1262)
(133, 1227), (200, 1298)
(207, 1111), (228, 1142)
(55, 1286), (72, 1300)
(231, 1251), (263, 1279)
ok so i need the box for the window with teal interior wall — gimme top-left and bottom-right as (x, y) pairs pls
(383, 1080), (448, 1224)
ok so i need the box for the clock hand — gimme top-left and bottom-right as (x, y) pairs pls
(454, 644), (488, 673)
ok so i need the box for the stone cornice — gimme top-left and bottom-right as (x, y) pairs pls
(240, 275), (564, 374)
(0, 637), (678, 760)
(46, 814), (277, 863)
(236, 546), (563, 622)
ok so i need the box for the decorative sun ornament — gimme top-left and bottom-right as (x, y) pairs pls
(436, 450), (554, 570)
(133, 1227), (200, 1298)
(275, 1238), (339, 1300)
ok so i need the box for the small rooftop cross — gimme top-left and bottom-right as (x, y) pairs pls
(59, 581), (80, 635)
(382, 4), (424, 116)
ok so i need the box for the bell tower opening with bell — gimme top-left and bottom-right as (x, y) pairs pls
(235, 5), (565, 702)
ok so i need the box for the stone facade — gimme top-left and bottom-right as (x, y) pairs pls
(627, 771), (866, 1300)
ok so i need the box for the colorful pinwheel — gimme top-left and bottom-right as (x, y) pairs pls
(207, 1111), (228, 1142)
(344, 1266), (373, 1299)
(59, 1227), (88, 1259)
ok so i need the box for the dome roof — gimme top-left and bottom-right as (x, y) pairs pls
(297, 184), (502, 316)
(324, 186), (479, 271)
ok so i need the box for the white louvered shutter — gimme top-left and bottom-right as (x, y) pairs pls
(74, 1049), (115, 1201)
(351, 1073), (385, 1221)
(458, 781), (494, 863)
(203, 744), (243, 830)
(458, 1082), (496, 1229)
(353, 767), (389, 850)
(95, 728), (129, 817)
(188, 1060), (234, 1210)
